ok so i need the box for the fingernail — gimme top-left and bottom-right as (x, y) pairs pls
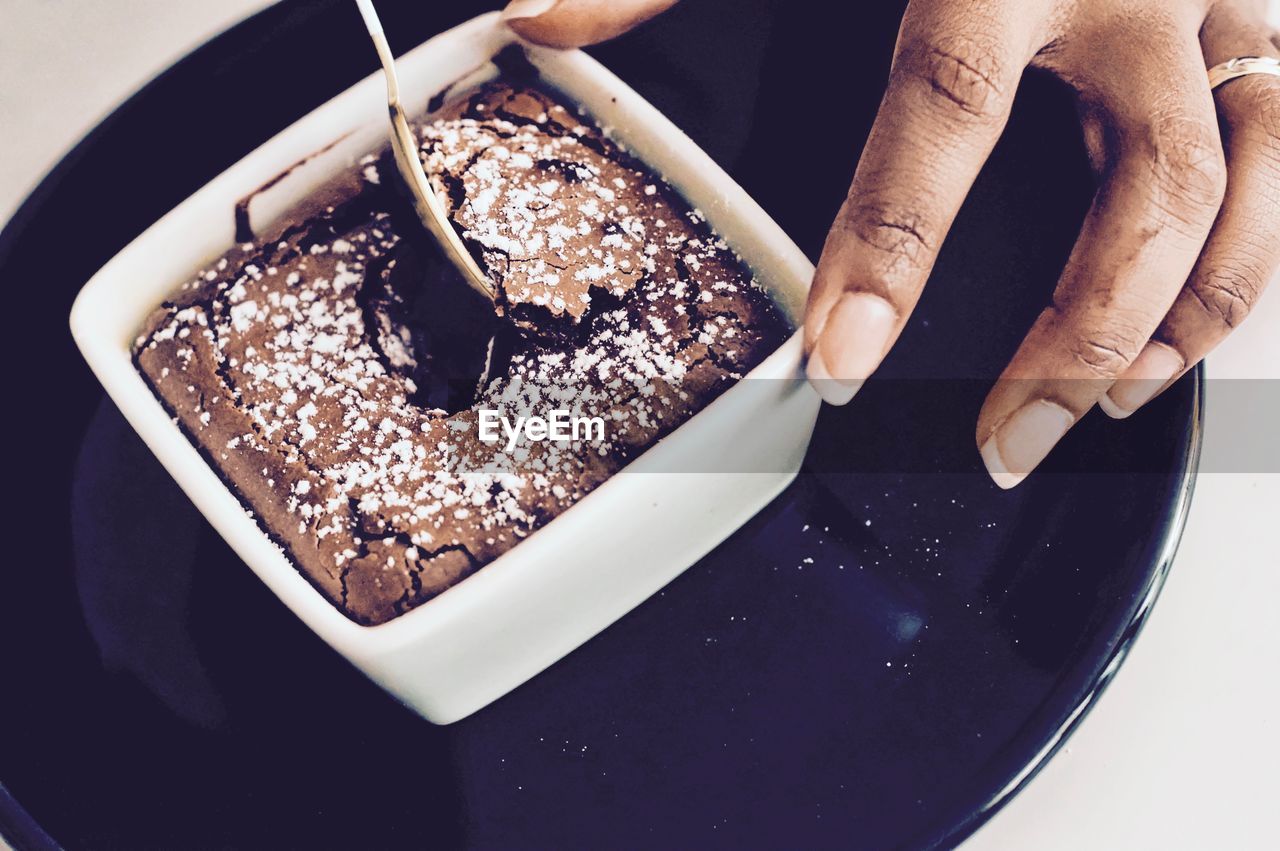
(980, 399), (1075, 489)
(805, 292), (896, 406)
(1099, 342), (1184, 419)
(805, 347), (863, 405)
(503, 0), (558, 21)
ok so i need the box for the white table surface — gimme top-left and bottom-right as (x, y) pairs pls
(2, 1), (1276, 847)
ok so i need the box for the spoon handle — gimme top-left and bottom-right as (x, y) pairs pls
(355, 0), (496, 301)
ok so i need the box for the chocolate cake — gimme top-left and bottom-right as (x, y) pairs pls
(133, 77), (790, 625)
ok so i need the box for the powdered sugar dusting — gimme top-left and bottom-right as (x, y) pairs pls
(134, 81), (788, 624)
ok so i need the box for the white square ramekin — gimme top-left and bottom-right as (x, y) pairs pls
(70, 12), (820, 724)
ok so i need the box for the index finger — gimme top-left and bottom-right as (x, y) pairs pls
(503, 0), (679, 48)
(804, 0), (1047, 404)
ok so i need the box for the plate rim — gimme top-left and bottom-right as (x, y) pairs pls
(940, 371), (1202, 848)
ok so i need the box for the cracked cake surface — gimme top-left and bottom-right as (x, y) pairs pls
(133, 78), (790, 625)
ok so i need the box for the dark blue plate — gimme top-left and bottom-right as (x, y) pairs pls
(0, 1), (1200, 848)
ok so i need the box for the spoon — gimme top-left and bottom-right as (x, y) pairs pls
(354, 0), (496, 302)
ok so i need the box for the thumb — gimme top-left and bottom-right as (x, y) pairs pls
(502, 0), (679, 48)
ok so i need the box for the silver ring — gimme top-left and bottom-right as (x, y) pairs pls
(1207, 55), (1280, 91)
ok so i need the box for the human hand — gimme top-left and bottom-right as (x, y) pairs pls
(502, 0), (1280, 487)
